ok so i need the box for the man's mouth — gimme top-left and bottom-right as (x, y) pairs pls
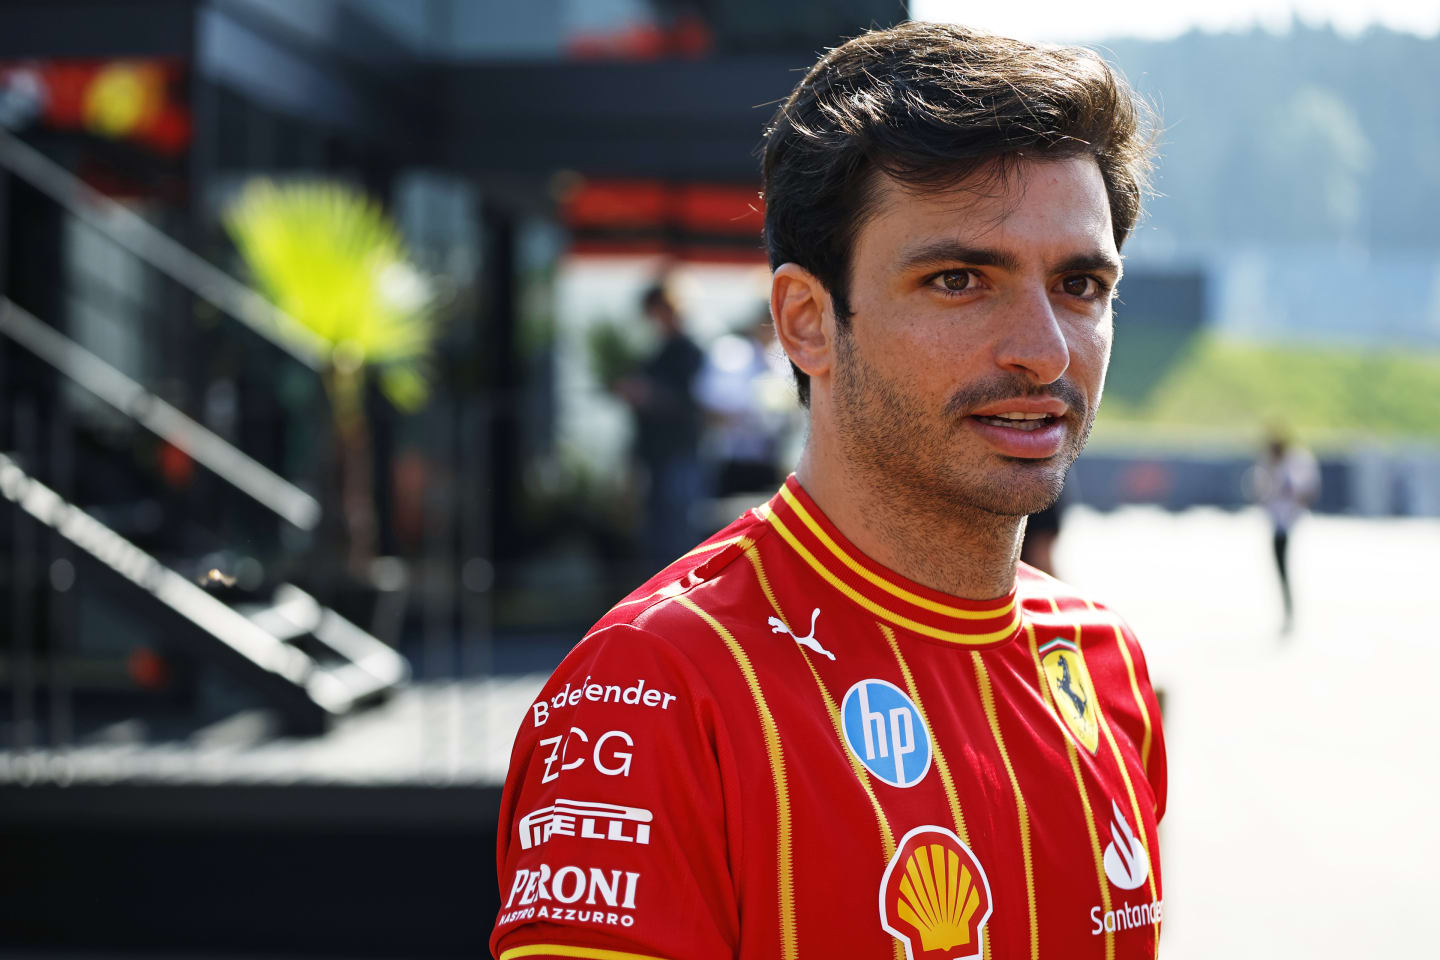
(970, 412), (1060, 432)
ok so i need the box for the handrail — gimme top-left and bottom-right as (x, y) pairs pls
(0, 125), (328, 370)
(0, 298), (320, 530)
(0, 450), (316, 681)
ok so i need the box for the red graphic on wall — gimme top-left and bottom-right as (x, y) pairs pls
(0, 58), (191, 155)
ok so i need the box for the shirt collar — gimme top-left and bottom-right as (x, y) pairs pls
(757, 475), (1024, 649)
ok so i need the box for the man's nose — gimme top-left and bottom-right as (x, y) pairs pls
(992, 288), (1071, 384)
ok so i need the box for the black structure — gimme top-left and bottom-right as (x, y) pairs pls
(0, 2), (902, 956)
(1, 782), (502, 957)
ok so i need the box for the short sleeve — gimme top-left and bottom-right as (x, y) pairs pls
(490, 623), (737, 960)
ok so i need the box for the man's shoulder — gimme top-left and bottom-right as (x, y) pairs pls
(520, 504), (788, 736)
(1017, 562), (1134, 634)
(1016, 565), (1159, 708)
(587, 504), (778, 655)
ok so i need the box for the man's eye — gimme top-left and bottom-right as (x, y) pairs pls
(1062, 275), (1104, 298)
(935, 270), (974, 292)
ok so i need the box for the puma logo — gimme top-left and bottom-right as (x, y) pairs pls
(768, 608), (836, 660)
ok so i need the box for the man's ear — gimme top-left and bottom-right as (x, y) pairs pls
(771, 263), (834, 386)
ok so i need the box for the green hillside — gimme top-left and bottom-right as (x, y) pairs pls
(1097, 335), (1440, 445)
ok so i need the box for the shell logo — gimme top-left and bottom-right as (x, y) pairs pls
(879, 826), (994, 960)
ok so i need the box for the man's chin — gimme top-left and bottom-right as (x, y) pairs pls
(972, 491), (1062, 518)
(963, 460), (1068, 517)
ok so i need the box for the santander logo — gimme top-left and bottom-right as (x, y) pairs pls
(1102, 799), (1150, 891)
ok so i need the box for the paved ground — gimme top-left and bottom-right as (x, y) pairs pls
(1057, 505), (1439, 959)
(0, 672), (541, 787)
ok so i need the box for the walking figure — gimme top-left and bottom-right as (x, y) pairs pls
(1250, 427), (1319, 633)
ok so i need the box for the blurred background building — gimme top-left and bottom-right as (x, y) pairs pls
(1, 1), (1437, 958)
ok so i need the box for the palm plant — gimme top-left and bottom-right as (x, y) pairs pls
(225, 179), (437, 576)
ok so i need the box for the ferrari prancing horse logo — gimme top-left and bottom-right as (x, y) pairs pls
(1039, 637), (1100, 753)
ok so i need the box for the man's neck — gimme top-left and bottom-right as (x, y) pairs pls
(793, 446), (1025, 601)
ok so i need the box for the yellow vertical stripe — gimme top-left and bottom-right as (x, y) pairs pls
(741, 544), (904, 960)
(1097, 704), (1164, 953)
(1085, 605), (1162, 953)
(739, 538), (786, 628)
(674, 595), (796, 960)
(797, 656), (904, 960)
(1096, 604), (1154, 771)
(880, 625), (986, 959)
(1028, 620), (1113, 960)
(880, 625), (970, 844)
(971, 651), (1039, 960)
(795, 653), (900, 856)
(742, 543), (896, 856)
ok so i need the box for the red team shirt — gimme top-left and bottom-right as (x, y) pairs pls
(491, 477), (1166, 960)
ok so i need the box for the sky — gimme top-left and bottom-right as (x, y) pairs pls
(910, 0), (1440, 44)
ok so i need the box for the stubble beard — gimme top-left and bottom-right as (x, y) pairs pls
(831, 327), (1094, 519)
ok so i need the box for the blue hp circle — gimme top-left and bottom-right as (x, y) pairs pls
(841, 679), (932, 788)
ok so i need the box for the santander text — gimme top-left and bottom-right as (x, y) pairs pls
(1091, 898), (1163, 935)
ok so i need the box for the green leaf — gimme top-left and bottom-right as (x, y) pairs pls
(379, 365), (430, 413)
(224, 178), (439, 411)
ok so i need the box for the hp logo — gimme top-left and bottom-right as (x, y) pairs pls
(841, 679), (932, 788)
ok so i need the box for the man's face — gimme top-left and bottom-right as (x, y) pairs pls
(830, 155), (1120, 517)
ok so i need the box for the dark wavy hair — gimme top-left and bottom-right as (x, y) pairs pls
(761, 21), (1157, 406)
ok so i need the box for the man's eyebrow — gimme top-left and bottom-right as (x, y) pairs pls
(895, 241), (1123, 279)
(1055, 251), (1124, 278)
(896, 242), (1022, 274)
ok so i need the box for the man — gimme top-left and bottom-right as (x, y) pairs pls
(1251, 426), (1319, 632)
(694, 309), (791, 497)
(614, 283), (707, 567)
(1019, 495), (1065, 576)
(492, 21), (1166, 960)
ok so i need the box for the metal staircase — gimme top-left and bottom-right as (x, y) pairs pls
(0, 128), (410, 737)
(1, 449), (406, 733)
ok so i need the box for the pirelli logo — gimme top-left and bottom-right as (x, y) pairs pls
(518, 798), (654, 850)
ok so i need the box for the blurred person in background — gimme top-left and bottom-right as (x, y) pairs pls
(613, 282), (707, 567)
(493, 22), (1165, 960)
(1019, 489), (1065, 576)
(694, 308), (790, 496)
(1250, 426), (1319, 633)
